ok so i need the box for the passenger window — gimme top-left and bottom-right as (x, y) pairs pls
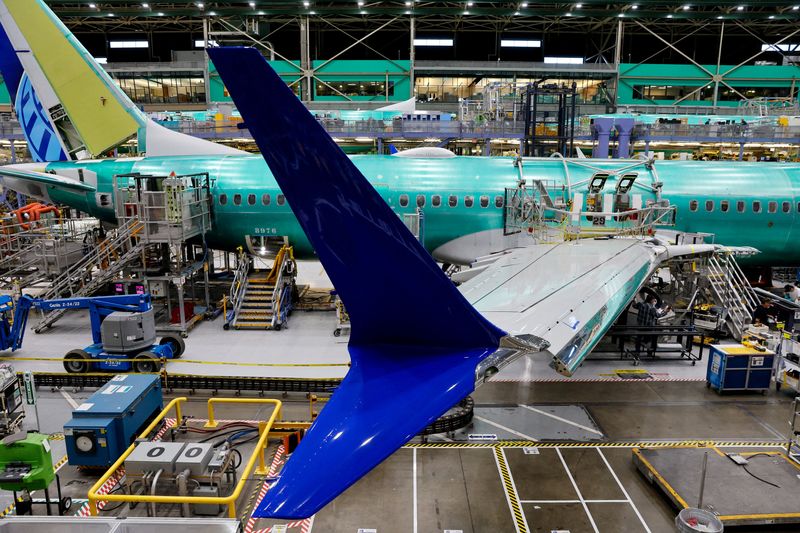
(399, 194), (409, 207)
(233, 194), (242, 206)
(432, 195), (441, 208)
(480, 195), (489, 208)
(720, 200), (729, 213)
(247, 194), (256, 206)
(262, 194), (270, 206)
(219, 194), (227, 206)
(737, 201), (745, 213)
(464, 195), (474, 208)
(782, 201), (791, 213)
(689, 200), (698, 212)
(416, 194), (425, 208)
(448, 195), (458, 207)
(277, 194), (286, 206)
(705, 200), (714, 212)
(768, 201), (777, 214)
(495, 195), (504, 208)
(753, 201), (761, 213)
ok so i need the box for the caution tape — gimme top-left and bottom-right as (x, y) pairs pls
(1, 355), (350, 368)
(494, 447), (527, 533)
(407, 440), (784, 449)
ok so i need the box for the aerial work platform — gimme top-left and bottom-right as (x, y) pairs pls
(633, 446), (800, 527)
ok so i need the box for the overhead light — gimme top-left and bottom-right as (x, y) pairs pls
(88, 3), (96, 7)
(618, 13), (624, 17)
(157, 11), (164, 15)
(631, 4), (638, 9)
(521, 2), (528, 7)
(141, 3), (149, 7)
(717, 15), (723, 19)
(107, 12), (115, 16)
(514, 11), (520, 15)
(501, 39), (541, 48)
(196, 2), (204, 7)
(565, 12), (572, 16)
(794, 5), (799, 10)
(357, 0), (364, 5)
(463, 10), (469, 14)
(249, 1), (256, 6)
(682, 4), (690, 10)
(467, 1), (474, 5)
(413, 38), (454, 47)
(575, 3), (582, 7)
(405, 1), (412, 5)
(667, 13), (673, 18)
(737, 5), (744, 10)
(544, 56), (583, 64)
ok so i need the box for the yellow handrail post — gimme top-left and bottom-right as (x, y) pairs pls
(255, 421), (268, 475)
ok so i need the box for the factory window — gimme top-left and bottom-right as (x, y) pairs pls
(768, 201), (777, 214)
(233, 194), (242, 206)
(111, 71), (206, 105)
(448, 195), (458, 207)
(480, 195), (489, 208)
(316, 81), (395, 98)
(262, 194), (270, 206)
(737, 201), (745, 213)
(432, 195), (441, 207)
(417, 194), (426, 208)
(399, 194), (409, 207)
(720, 200), (729, 213)
(689, 200), (698, 212)
(219, 194), (228, 206)
(783, 201), (791, 213)
(247, 194), (256, 206)
(753, 201), (762, 213)
(464, 195), (474, 208)
(705, 200), (714, 212)
(277, 194), (286, 206)
(495, 195), (504, 208)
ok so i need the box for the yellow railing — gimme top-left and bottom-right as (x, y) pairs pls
(87, 397), (282, 518)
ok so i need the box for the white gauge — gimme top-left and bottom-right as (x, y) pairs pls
(75, 435), (94, 453)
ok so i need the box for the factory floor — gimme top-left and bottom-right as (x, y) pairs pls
(2, 282), (798, 532)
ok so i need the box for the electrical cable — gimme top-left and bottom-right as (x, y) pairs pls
(97, 484), (128, 512)
(734, 453), (781, 489)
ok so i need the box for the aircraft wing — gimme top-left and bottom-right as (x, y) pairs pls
(460, 238), (718, 375)
(0, 165), (95, 195)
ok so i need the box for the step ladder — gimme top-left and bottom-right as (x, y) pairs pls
(705, 252), (759, 340)
(33, 219), (145, 332)
(226, 244), (296, 331)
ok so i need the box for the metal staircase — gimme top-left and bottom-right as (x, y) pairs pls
(33, 219), (145, 332)
(705, 252), (759, 339)
(225, 245), (296, 331)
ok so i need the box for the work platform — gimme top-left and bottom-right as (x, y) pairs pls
(634, 446), (800, 527)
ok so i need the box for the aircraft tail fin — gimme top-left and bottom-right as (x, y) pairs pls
(0, 0), (242, 159)
(208, 46), (508, 518)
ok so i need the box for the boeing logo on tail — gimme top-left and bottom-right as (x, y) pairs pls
(16, 74), (67, 162)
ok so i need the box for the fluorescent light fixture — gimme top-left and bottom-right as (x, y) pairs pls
(413, 38), (454, 47)
(141, 3), (149, 7)
(544, 56), (583, 64)
(501, 39), (542, 48)
(195, 39), (219, 47)
(109, 40), (148, 48)
(737, 5), (744, 10)
(682, 4), (690, 9)
(88, 3), (96, 7)
(94, 57), (108, 64)
(762, 43), (800, 52)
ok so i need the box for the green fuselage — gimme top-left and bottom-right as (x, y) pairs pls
(40, 155), (800, 266)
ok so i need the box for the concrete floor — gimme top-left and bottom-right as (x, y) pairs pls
(2, 268), (798, 532)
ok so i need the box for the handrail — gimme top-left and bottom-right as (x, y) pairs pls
(88, 396), (282, 519)
(225, 248), (250, 327)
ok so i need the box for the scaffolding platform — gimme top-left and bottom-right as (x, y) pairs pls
(633, 446), (800, 527)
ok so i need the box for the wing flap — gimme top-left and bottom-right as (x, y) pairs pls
(461, 238), (717, 376)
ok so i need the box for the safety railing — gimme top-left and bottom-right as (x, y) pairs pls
(224, 248), (250, 329)
(88, 396), (282, 519)
(267, 245), (295, 329)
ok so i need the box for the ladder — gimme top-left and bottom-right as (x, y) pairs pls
(228, 245), (296, 331)
(705, 252), (759, 340)
(33, 219), (145, 332)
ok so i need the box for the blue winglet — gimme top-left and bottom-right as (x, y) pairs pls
(208, 47), (506, 519)
(388, 143), (398, 154)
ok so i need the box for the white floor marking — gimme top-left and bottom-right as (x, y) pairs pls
(413, 448), (418, 533)
(556, 447), (599, 533)
(518, 404), (604, 436)
(60, 389), (79, 409)
(596, 448), (651, 533)
(473, 415), (540, 442)
(520, 499), (630, 504)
